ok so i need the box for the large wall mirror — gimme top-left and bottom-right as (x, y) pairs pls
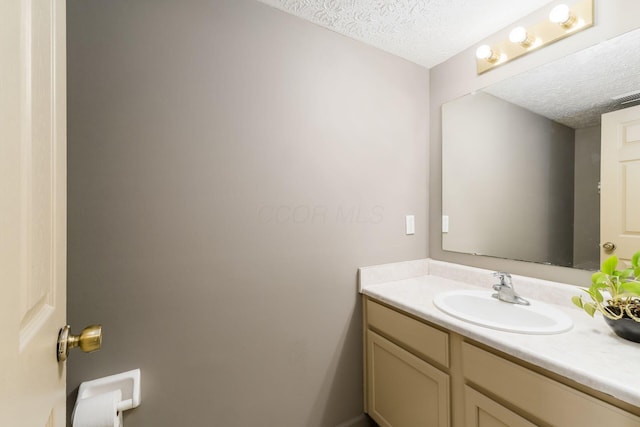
(442, 28), (640, 271)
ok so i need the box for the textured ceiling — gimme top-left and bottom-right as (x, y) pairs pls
(484, 28), (640, 129)
(256, 0), (555, 68)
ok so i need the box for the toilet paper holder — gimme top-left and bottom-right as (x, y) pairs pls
(77, 369), (141, 412)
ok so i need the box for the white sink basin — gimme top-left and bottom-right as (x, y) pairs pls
(433, 290), (573, 334)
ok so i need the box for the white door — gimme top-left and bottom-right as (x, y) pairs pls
(0, 0), (67, 425)
(601, 104), (640, 263)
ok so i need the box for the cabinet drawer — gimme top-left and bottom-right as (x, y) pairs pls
(366, 298), (449, 368)
(462, 342), (640, 427)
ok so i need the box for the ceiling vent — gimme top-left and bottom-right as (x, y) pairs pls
(612, 89), (640, 105)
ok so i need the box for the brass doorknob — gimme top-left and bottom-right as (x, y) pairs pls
(57, 324), (102, 362)
(603, 242), (616, 253)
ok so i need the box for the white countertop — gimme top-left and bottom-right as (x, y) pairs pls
(359, 259), (640, 408)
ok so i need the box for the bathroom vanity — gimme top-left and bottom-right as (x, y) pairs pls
(360, 260), (640, 427)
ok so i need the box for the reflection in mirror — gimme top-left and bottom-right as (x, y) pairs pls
(442, 28), (640, 271)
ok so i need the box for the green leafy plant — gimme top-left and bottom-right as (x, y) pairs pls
(572, 251), (640, 321)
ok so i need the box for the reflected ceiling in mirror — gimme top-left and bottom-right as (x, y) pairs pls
(441, 28), (640, 271)
(485, 29), (640, 128)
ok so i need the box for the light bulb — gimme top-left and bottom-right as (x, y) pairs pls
(509, 26), (533, 46)
(475, 45), (491, 59)
(549, 4), (575, 27)
(475, 45), (498, 62)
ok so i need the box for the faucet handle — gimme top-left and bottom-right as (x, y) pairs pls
(492, 271), (512, 287)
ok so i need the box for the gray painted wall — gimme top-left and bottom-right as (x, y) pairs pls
(429, 0), (640, 285)
(66, 0), (428, 425)
(442, 92), (574, 266)
(573, 126), (601, 270)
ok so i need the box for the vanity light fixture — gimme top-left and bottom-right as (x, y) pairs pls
(549, 4), (577, 28)
(476, 0), (593, 74)
(508, 26), (535, 47)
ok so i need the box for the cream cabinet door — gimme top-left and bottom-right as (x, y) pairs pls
(601, 104), (640, 263)
(464, 386), (536, 427)
(366, 330), (450, 427)
(0, 0), (67, 425)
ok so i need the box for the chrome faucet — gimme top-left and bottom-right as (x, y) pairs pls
(492, 272), (530, 305)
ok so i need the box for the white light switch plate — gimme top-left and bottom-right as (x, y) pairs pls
(405, 215), (415, 235)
